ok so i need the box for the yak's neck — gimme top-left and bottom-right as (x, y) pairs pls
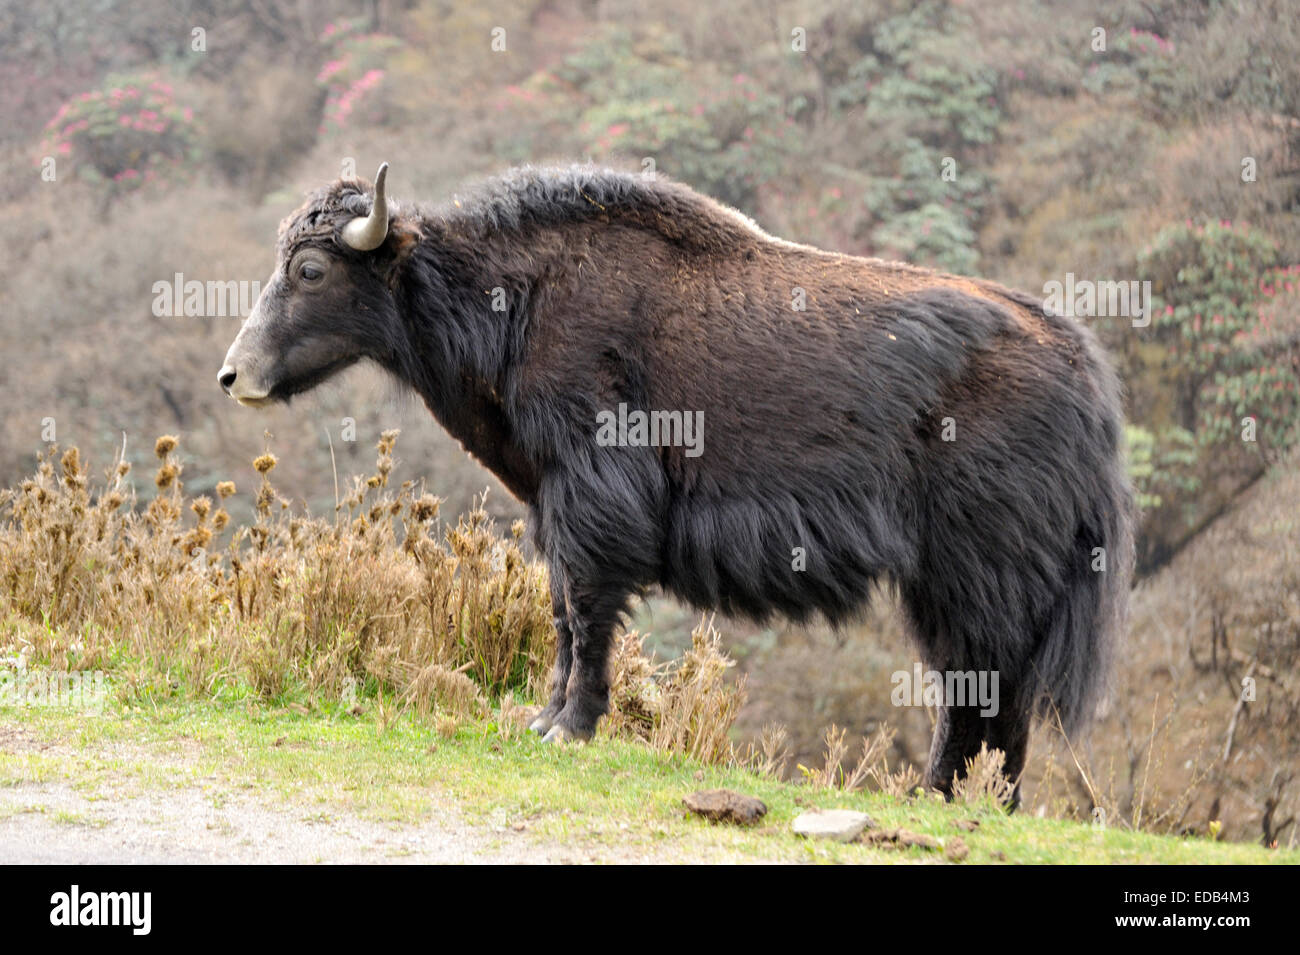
(391, 219), (533, 417)
(384, 218), (546, 503)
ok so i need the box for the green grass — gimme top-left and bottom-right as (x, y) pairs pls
(1, 694), (1292, 864)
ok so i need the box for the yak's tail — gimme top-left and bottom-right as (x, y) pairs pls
(1027, 428), (1136, 738)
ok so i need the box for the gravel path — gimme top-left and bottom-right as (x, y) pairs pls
(0, 782), (578, 864)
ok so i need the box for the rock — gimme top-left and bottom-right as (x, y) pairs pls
(861, 827), (940, 850)
(791, 809), (876, 842)
(954, 818), (980, 832)
(945, 836), (970, 861)
(683, 789), (768, 826)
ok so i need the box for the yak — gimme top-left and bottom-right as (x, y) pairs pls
(219, 163), (1134, 799)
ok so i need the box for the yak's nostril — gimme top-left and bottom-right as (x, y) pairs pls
(218, 367), (237, 394)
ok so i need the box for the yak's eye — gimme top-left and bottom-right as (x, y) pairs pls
(300, 262), (325, 282)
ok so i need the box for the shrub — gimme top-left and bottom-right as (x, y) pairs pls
(1142, 221), (1298, 457)
(37, 72), (198, 191)
(316, 18), (401, 134)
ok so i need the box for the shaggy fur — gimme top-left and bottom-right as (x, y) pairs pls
(222, 164), (1136, 797)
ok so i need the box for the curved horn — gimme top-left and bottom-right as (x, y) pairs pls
(342, 162), (390, 251)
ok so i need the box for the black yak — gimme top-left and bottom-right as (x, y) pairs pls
(218, 163), (1134, 798)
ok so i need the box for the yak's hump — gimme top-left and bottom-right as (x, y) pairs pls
(430, 164), (776, 252)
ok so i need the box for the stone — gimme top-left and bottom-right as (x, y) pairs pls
(791, 808), (875, 842)
(683, 789), (768, 826)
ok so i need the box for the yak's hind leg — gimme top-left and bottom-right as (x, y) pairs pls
(924, 693), (1030, 809)
(902, 573), (1034, 809)
(529, 565), (574, 735)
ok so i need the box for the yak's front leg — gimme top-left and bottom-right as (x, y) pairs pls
(529, 565), (574, 735)
(541, 577), (631, 743)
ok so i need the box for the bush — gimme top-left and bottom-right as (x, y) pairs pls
(316, 18), (402, 135)
(1141, 221), (1300, 455)
(37, 72), (198, 192)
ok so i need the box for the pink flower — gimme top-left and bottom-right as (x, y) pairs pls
(57, 141), (71, 155)
(317, 59), (346, 82)
(119, 115), (132, 126)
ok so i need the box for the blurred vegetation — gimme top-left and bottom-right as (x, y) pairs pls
(0, 0), (1298, 846)
(37, 72), (198, 194)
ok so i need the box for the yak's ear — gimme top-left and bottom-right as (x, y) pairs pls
(382, 212), (423, 289)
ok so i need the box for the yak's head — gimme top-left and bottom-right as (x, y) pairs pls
(218, 163), (415, 406)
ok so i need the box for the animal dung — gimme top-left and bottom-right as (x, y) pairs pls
(682, 789), (769, 826)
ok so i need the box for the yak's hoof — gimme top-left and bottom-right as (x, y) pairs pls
(541, 725), (572, 744)
(529, 714), (554, 735)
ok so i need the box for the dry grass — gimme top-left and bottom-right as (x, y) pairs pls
(794, 723), (924, 799)
(0, 433), (553, 717)
(605, 617), (748, 765)
(951, 744), (1018, 807)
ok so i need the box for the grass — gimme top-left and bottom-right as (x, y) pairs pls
(1, 692), (1291, 865)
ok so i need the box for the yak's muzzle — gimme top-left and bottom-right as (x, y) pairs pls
(218, 314), (273, 407)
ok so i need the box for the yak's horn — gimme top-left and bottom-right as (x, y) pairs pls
(341, 162), (390, 251)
